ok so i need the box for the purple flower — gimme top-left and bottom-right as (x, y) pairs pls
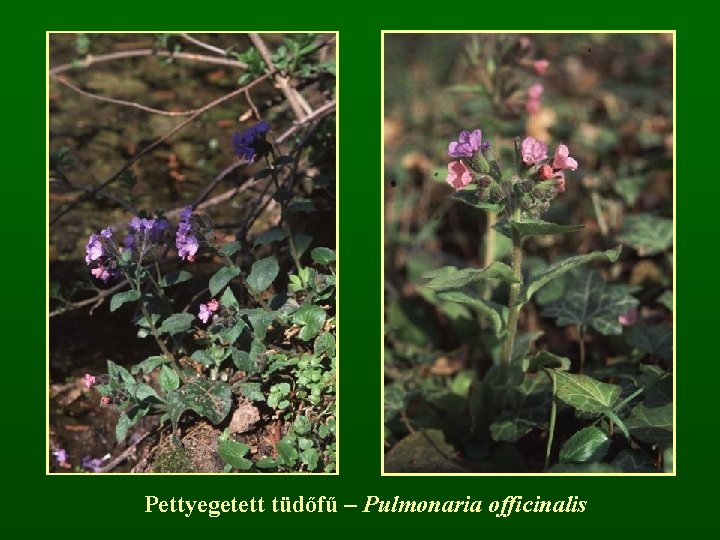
(100, 227), (113, 238)
(52, 448), (68, 466)
(233, 121), (271, 161)
(129, 217), (143, 231)
(177, 234), (199, 260)
(552, 144), (578, 171)
(85, 234), (104, 264)
(180, 206), (193, 222)
(448, 129), (483, 158)
(82, 454), (110, 473)
(91, 265), (111, 282)
(521, 136), (549, 165)
(84, 373), (96, 388)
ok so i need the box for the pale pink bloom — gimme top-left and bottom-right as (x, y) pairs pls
(527, 83), (544, 100)
(91, 265), (111, 282)
(207, 299), (220, 312)
(538, 165), (554, 180)
(445, 161), (473, 190)
(618, 307), (638, 327)
(534, 59), (549, 76)
(84, 373), (96, 389)
(552, 144), (578, 170)
(526, 98), (541, 115)
(521, 136), (548, 165)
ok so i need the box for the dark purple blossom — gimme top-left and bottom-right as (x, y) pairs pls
(233, 121), (271, 161)
(176, 206), (199, 261)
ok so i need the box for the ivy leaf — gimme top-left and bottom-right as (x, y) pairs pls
(612, 450), (656, 472)
(559, 426), (610, 463)
(422, 261), (518, 291)
(110, 290), (140, 312)
(489, 375), (551, 442)
(625, 402), (673, 445)
(626, 324), (673, 362)
(616, 214), (673, 256)
(246, 256), (279, 294)
(523, 350), (571, 373)
(436, 290), (505, 337)
(451, 190), (502, 212)
(218, 439), (253, 470)
(293, 305), (326, 341)
(209, 266), (241, 297)
(547, 370), (621, 414)
(157, 313), (195, 336)
(519, 247), (622, 305)
(541, 270), (639, 335)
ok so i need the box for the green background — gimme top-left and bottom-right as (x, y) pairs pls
(3, 3), (709, 533)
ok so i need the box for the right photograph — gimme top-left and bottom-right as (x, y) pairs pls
(383, 32), (674, 474)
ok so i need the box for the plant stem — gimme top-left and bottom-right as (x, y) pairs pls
(500, 219), (523, 382)
(545, 374), (558, 470)
(579, 325), (586, 373)
(482, 211), (498, 301)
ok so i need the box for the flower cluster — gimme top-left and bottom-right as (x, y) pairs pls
(445, 129), (505, 204)
(176, 206), (199, 262)
(444, 129), (578, 219)
(232, 120), (271, 161)
(198, 298), (219, 324)
(85, 227), (120, 282)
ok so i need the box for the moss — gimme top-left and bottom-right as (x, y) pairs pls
(152, 447), (197, 473)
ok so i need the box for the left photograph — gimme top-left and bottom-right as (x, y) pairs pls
(48, 32), (337, 474)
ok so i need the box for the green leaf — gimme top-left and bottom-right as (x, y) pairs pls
(293, 305), (326, 341)
(245, 309), (276, 340)
(293, 416), (312, 435)
(209, 266), (241, 297)
(422, 261), (518, 291)
(657, 290), (673, 311)
(508, 219), (584, 239)
(559, 426), (610, 463)
(451, 190), (501, 212)
(255, 457), (280, 469)
(541, 270), (639, 335)
(218, 439), (252, 470)
(612, 450), (656, 472)
(116, 412), (132, 444)
(547, 370), (621, 414)
(314, 332), (336, 358)
(311, 247), (336, 265)
(254, 227), (288, 248)
(384, 429), (466, 473)
(626, 324), (673, 362)
(523, 350), (571, 373)
(231, 348), (255, 373)
(240, 382), (265, 402)
(159, 365), (179, 392)
(159, 270), (192, 288)
(616, 214), (673, 256)
(131, 355), (170, 375)
(276, 438), (299, 466)
(166, 379), (233, 426)
(134, 383), (161, 402)
(489, 375), (552, 442)
(220, 287), (239, 309)
(625, 402), (673, 445)
(217, 320), (246, 345)
(519, 247), (622, 305)
(246, 256), (279, 294)
(293, 234), (313, 258)
(110, 290), (140, 312)
(613, 176), (649, 206)
(300, 448), (320, 471)
(436, 290), (504, 337)
(219, 241), (241, 258)
(158, 313), (195, 336)
(190, 349), (215, 366)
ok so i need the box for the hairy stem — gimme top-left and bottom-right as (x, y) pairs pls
(500, 223), (523, 382)
(545, 374), (558, 470)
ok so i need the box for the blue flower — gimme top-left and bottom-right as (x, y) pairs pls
(233, 121), (271, 161)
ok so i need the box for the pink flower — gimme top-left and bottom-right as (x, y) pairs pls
(527, 83), (544, 100)
(207, 299), (219, 312)
(521, 136), (548, 165)
(84, 373), (96, 389)
(91, 265), (111, 282)
(538, 165), (554, 180)
(526, 98), (541, 115)
(533, 59), (549, 76)
(618, 307), (638, 327)
(100, 396), (111, 406)
(552, 144), (578, 170)
(445, 161), (473, 190)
